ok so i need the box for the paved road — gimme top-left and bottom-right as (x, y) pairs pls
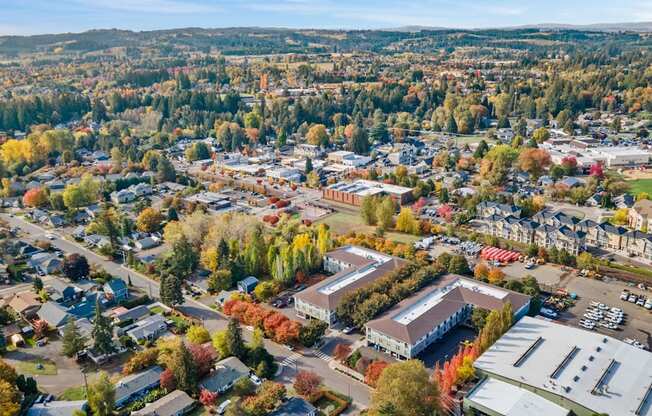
(0, 213), (371, 411)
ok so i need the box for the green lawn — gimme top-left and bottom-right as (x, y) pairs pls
(627, 179), (652, 196)
(316, 211), (420, 244)
(149, 305), (165, 315)
(16, 358), (58, 375)
(58, 386), (86, 401)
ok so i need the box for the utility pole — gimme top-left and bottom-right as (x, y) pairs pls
(81, 369), (89, 398)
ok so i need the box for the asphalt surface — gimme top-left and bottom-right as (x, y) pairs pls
(0, 213), (371, 411)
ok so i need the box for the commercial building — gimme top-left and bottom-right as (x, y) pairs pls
(467, 316), (652, 416)
(322, 179), (413, 206)
(294, 246), (407, 325)
(365, 275), (530, 360)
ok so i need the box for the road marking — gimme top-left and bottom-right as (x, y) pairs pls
(314, 350), (332, 362)
(281, 352), (300, 367)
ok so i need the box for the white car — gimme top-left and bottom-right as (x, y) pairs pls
(217, 400), (231, 415)
(250, 374), (262, 386)
(45, 233), (55, 240)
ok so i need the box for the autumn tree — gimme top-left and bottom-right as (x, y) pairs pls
(396, 207), (419, 235)
(372, 360), (441, 416)
(199, 389), (219, 407)
(87, 372), (115, 416)
(306, 124), (329, 146)
(474, 263), (489, 279)
(186, 325), (210, 344)
(293, 370), (322, 400)
(487, 267), (505, 285)
(22, 187), (48, 207)
(517, 148), (551, 179)
(160, 368), (176, 391)
(364, 360), (388, 388)
(333, 343), (352, 362)
(136, 208), (165, 233)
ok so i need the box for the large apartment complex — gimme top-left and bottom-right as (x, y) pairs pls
(294, 246), (407, 325)
(365, 274), (530, 360)
(467, 316), (652, 416)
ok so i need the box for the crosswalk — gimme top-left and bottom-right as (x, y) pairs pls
(281, 352), (300, 367)
(280, 348), (333, 367)
(313, 350), (332, 363)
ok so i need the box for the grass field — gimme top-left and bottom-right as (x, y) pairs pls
(16, 358), (57, 376)
(627, 179), (652, 196)
(315, 211), (420, 245)
(58, 386), (86, 401)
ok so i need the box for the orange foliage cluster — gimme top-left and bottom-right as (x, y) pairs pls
(223, 299), (301, 344)
(432, 341), (481, 410)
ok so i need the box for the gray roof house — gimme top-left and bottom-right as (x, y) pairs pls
(27, 400), (88, 416)
(37, 302), (71, 328)
(126, 314), (168, 343)
(269, 397), (317, 416)
(237, 276), (259, 294)
(28, 252), (63, 275)
(115, 366), (164, 408)
(199, 357), (250, 393)
(114, 305), (151, 325)
(132, 390), (195, 416)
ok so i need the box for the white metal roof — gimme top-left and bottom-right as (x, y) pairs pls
(474, 316), (652, 416)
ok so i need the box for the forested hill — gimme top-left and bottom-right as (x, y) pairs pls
(0, 27), (650, 57)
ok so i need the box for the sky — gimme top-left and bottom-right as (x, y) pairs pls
(1, 0), (651, 36)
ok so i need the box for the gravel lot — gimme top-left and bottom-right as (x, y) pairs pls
(559, 275), (652, 349)
(502, 262), (567, 287)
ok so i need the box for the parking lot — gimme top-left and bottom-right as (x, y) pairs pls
(559, 274), (652, 349)
(418, 326), (477, 369)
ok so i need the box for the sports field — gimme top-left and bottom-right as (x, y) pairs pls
(627, 179), (652, 196)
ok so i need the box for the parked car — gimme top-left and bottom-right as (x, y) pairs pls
(217, 400), (231, 415)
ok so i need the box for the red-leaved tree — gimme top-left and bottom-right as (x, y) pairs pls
(160, 368), (176, 391)
(293, 370), (322, 399)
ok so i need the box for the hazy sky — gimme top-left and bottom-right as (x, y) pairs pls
(1, 0), (650, 35)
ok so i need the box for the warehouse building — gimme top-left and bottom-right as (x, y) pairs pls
(322, 179), (413, 206)
(466, 316), (652, 416)
(364, 275), (530, 360)
(294, 246), (407, 325)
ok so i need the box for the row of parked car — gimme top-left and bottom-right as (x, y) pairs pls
(620, 290), (652, 310)
(579, 301), (624, 331)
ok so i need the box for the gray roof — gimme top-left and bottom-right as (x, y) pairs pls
(115, 366), (164, 404)
(132, 390), (194, 416)
(27, 401), (87, 416)
(114, 305), (151, 323)
(199, 357), (250, 392)
(126, 314), (167, 340)
(366, 275), (530, 345)
(269, 397), (317, 416)
(37, 302), (71, 328)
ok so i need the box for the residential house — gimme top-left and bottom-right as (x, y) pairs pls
(7, 291), (42, 318)
(115, 366), (164, 408)
(103, 279), (129, 303)
(624, 230), (652, 260)
(113, 305), (151, 325)
(134, 237), (159, 251)
(237, 276), (259, 294)
(28, 252), (63, 275)
(111, 189), (136, 204)
(629, 199), (652, 231)
(199, 357), (250, 393)
(27, 400), (88, 416)
(132, 390), (195, 416)
(269, 397), (317, 416)
(47, 280), (83, 304)
(125, 314), (168, 343)
(37, 302), (71, 329)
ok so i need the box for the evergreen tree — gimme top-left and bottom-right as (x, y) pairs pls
(92, 299), (115, 356)
(473, 140), (489, 159)
(305, 157), (313, 174)
(225, 318), (246, 360)
(61, 320), (87, 357)
(446, 112), (458, 133)
(160, 273), (184, 307)
(170, 340), (198, 393)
